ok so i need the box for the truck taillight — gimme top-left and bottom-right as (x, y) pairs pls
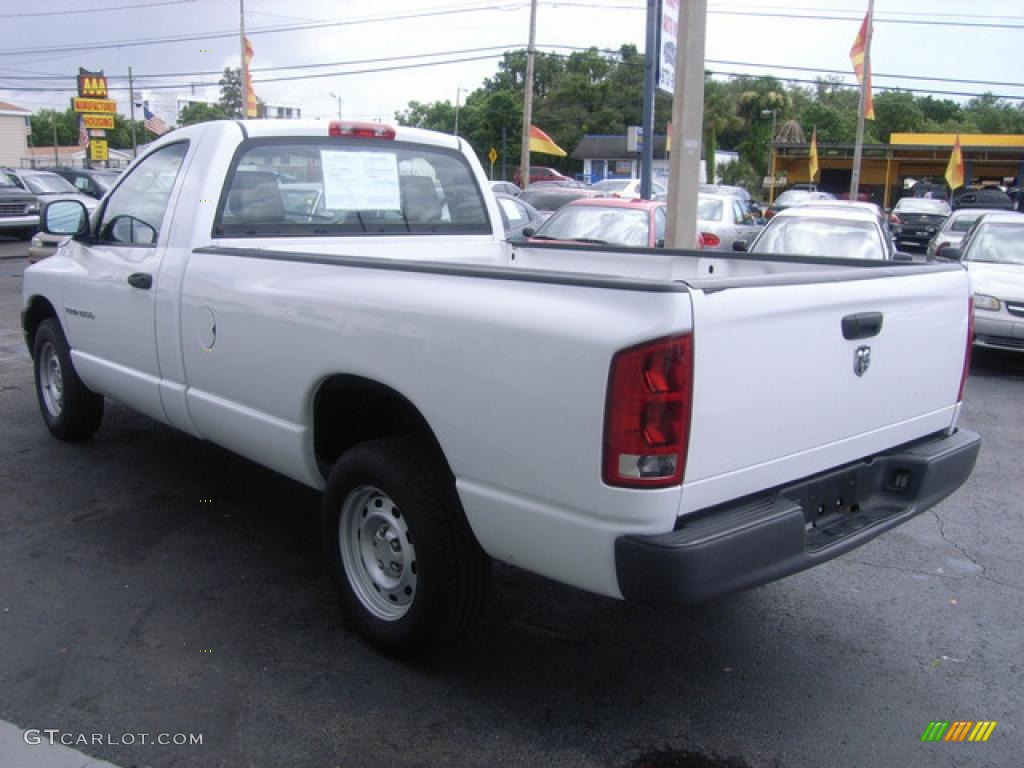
(603, 335), (693, 488)
(959, 295), (973, 402)
(701, 232), (720, 247)
(328, 121), (396, 140)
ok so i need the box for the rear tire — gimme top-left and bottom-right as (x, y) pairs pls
(32, 318), (104, 441)
(322, 437), (490, 658)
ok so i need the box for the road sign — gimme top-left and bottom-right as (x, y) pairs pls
(82, 114), (115, 130)
(488, 147), (498, 164)
(89, 139), (109, 162)
(73, 97), (117, 114)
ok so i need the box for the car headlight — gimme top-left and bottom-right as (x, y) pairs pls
(26, 204), (39, 215)
(30, 234), (43, 248)
(973, 294), (1001, 311)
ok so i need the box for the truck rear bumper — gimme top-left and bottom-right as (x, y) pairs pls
(615, 428), (980, 604)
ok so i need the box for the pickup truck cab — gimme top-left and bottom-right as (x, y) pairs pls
(23, 120), (980, 657)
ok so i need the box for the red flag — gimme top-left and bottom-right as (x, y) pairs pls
(849, 13), (875, 120)
(528, 125), (566, 157)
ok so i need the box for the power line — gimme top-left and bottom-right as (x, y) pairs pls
(7, 0), (196, 18)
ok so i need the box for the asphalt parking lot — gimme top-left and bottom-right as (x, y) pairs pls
(0, 238), (1021, 768)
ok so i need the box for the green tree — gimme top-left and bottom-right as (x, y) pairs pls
(178, 102), (227, 127)
(106, 115), (147, 148)
(30, 109), (77, 148)
(219, 67), (243, 118)
(872, 91), (925, 142)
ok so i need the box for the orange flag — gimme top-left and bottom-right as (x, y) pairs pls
(849, 14), (875, 120)
(244, 36), (258, 118)
(528, 125), (567, 157)
(945, 134), (965, 190)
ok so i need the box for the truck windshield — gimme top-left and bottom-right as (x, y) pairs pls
(215, 139), (491, 238)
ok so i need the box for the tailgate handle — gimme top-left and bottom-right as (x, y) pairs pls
(842, 312), (883, 340)
(127, 272), (153, 290)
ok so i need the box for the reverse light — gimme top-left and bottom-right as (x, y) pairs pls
(701, 232), (720, 247)
(973, 294), (1000, 311)
(328, 121), (396, 140)
(603, 335), (693, 488)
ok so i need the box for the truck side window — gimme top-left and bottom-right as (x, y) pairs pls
(98, 142), (188, 246)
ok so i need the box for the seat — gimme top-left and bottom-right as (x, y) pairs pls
(226, 171), (286, 223)
(400, 175), (443, 224)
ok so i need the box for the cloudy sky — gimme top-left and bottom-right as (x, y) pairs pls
(3, 0), (1022, 127)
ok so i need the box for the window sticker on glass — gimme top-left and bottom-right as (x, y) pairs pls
(321, 150), (401, 211)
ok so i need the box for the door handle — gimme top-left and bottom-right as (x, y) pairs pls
(842, 311), (883, 340)
(127, 272), (153, 290)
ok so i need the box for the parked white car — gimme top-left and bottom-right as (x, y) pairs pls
(740, 204), (898, 260)
(590, 178), (666, 200)
(696, 192), (762, 251)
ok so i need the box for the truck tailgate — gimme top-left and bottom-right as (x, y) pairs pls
(680, 267), (969, 514)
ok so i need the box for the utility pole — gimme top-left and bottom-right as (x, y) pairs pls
(762, 108), (778, 203)
(239, 0), (247, 120)
(52, 121), (59, 167)
(665, 0), (707, 248)
(519, 0), (538, 189)
(330, 92), (343, 119)
(129, 66), (138, 159)
(849, 0), (874, 199)
(639, 0), (657, 199)
(454, 87), (463, 136)
(501, 125), (508, 181)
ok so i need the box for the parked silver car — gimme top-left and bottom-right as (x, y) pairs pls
(739, 204), (896, 261)
(948, 211), (1024, 352)
(926, 208), (1006, 259)
(696, 192), (762, 251)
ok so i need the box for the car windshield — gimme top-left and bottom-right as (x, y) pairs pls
(950, 212), (986, 232)
(774, 190), (821, 206)
(23, 173), (78, 195)
(0, 173), (19, 189)
(592, 180), (631, 192)
(752, 217), (884, 260)
(964, 223), (1024, 265)
(895, 198), (950, 214)
(534, 205), (650, 246)
(697, 197), (723, 222)
(93, 173), (121, 192)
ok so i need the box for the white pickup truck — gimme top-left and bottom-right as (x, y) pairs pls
(23, 120), (980, 657)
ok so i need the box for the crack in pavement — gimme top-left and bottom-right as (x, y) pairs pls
(931, 510), (1023, 592)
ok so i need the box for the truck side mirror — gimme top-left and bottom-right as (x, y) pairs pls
(42, 200), (89, 238)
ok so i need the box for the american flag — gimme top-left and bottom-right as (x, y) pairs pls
(143, 105), (168, 136)
(78, 117), (89, 148)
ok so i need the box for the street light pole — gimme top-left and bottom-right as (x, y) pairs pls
(330, 92), (342, 119)
(762, 108), (778, 203)
(454, 87), (464, 136)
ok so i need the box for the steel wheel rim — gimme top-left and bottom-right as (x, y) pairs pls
(339, 485), (417, 621)
(38, 341), (64, 419)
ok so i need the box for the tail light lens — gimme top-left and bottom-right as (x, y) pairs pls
(603, 335), (693, 488)
(701, 232), (721, 247)
(959, 295), (973, 402)
(889, 213), (901, 225)
(329, 121), (396, 139)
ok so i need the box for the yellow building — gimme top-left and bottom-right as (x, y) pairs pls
(770, 133), (1024, 208)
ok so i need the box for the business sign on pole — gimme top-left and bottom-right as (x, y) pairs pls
(627, 126), (644, 153)
(73, 97), (117, 114)
(78, 68), (109, 99)
(657, 0), (679, 94)
(89, 139), (109, 162)
(82, 114), (115, 130)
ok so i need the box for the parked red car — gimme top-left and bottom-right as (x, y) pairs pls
(512, 165), (573, 187)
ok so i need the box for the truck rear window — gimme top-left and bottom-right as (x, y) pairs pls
(214, 138), (491, 238)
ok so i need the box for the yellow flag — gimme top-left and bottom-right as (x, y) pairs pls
(945, 134), (965, 190)
(528, 125), (567, 157)
(809, 129), (819, 181)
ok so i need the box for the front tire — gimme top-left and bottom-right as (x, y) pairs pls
(32, 318), (104, 441)
(322, 437), (490, 658)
